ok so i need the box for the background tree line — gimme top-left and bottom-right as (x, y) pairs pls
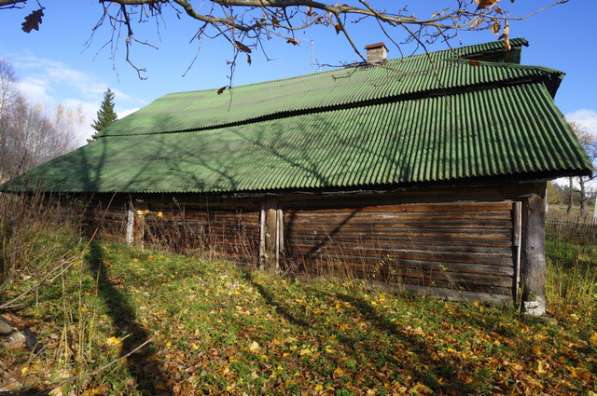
(547, 122), (597, 220)
(0, 59), (80, 182)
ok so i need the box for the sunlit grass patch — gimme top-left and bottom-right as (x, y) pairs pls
(1, 241), (595, 395)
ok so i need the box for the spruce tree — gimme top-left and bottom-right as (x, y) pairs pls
(88, 88), (117, 142)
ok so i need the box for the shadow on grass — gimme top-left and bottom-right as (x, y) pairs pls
(334, 291), (470, 393)
(241, 270), (310, 328)
(242, 271), (473, 393)
(86, 241), (172, 395)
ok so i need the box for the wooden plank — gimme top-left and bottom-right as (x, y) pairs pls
(284, 248), (515, 267)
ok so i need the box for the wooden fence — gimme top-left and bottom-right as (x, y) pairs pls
(545, 218), (597, 244)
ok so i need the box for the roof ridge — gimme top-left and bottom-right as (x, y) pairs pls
(103, 37), (538, 138)
(160, 37), (529, 99)
(449, 57), (563, 75)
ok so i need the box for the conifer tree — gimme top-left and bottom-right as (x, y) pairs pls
(88, 88), (117, 142)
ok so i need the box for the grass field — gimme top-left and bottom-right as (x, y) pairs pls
(1, 238), (595, 395)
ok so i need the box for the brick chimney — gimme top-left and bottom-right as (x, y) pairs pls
(365, 42), (388, 64)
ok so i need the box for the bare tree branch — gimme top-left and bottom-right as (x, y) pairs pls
(2, 0), (569, 79)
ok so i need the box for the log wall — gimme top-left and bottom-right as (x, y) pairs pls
(77, 181), (547, 305)
(143, 208), (260, 264)
(282, 202), (515, 297)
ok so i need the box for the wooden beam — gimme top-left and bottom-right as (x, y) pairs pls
(257, 200), (284, 271)
(259, 204), (266, 269)
(521, 188), (547, 316)
(126, 200), (135, 246)
(134, 202), (147, 250)
(512, 201), (522, 302)
(263, 200), (278, 269)
(274, 207), (284, 272)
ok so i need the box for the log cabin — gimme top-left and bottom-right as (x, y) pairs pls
(2, 38), (592, 315)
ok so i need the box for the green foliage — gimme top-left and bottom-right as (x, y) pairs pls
(2, 241), (595, 395)
(88, 88), (117, 142)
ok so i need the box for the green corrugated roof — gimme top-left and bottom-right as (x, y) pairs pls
(3, 82), (590, 193)
(2, 38), (591, 194)
(102, 38), (540, 137)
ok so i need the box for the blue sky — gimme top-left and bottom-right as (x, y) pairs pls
(1, 1), (596, 143)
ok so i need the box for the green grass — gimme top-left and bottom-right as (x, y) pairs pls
(1, 241), (596, 395)
(546, 238), (596, 318)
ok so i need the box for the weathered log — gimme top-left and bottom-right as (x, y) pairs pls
(521, 192), (547, 316)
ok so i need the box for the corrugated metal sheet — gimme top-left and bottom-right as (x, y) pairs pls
(102, 39), (539, 136)
(3, 83), (590, 193)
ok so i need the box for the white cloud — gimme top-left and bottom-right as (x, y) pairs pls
(9, 54), (137, 103)
(6, 53), (145, 145)
(16, 77), (53, 104)
(566, 109), (597, 138)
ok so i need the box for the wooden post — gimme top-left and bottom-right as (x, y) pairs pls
(276, 207), (284, 272)
(521, 191), (546, 316)
(259, 205), (266, 269)
(512, 201), (522, 302)
(133, 202), (147, 250)
(126, 200), (135, 246)
(259, 200), (281, 270)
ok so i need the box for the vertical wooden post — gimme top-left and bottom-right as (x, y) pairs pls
(126, 200), (135, 246)
(512, 201), (522, 301)
(259, 205), (266, 269)
(259, 200), (282, 271)
(133, 202), (147, 250)
(521, 191), (546, 316)
(276, 207), (284, 272)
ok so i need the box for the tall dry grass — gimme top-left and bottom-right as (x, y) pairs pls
(0, 193), (103, 393)
(0, 192), (83, 287)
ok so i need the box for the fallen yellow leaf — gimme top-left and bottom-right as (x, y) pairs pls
(249, 341), (261, 353)
(536, 360), (547, 375)
(413, 326), (425, 337)
(105, 336), (122, 347)
(333, 367), (346, 377)
(410, 382), (434, 395)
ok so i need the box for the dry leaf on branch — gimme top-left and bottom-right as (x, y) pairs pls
(234, 40), (251, 53)
(475, 0), (499, 9)
(22, 9), (44, 33)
